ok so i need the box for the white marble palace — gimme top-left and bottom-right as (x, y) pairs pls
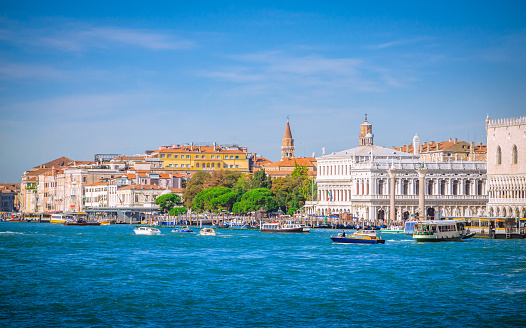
(486, 116), (526, 218)
(305, 116), (488, 222)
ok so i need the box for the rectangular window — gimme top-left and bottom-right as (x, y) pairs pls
(196, 155), (199, 158)
(224, 164), (228, 168)
(186, 155), (190, 159)
(211, 155), (215, 159)
(235, 165), (239, 168)
(235, 156), (239, 159)
(186, 164), (190, 168)
(167, 154), (172, 158)
(168, 164), (172, 167)
(230, 165), (234, 168)
(174, 164), (178, 168)
(196, 164), (200, 168)
(174, 155), (178, 158)
(161, 154), (165, 158)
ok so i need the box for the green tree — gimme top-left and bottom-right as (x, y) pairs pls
(232, 188), (277, 214)
(154, 193), (182, 214)
(203, 170), (243, 189)
(270, 163), (314, 214)
(183, 171), (211, 208)
(169, 207), (187, 216)
(251, 169), (272, 189)
(192, 186), (237, 213)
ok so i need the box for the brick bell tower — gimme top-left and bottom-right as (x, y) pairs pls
(359, 114), (374, 146)
(281, 118), (295, 160)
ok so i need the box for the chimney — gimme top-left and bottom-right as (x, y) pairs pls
(449, 138), (452, 142)
(191, 142), (194, 151)
(454, 138), (458, 144)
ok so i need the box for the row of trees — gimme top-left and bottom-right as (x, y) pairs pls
(156, 164), (316, 215)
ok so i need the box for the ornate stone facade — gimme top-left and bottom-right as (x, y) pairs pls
(306, 118), (487, 222)
(486, 116), (526, 218)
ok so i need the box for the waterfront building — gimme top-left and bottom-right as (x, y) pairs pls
(0, 188), (16, 212)
(485, 116), (526, 218)
(305, 116), (487, 221)
(262, 119), (317, 178)
(116, 184), (164, 208)
(150, 143), (251, 173)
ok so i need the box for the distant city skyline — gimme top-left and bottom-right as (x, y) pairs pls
(1, 1), (525, 182)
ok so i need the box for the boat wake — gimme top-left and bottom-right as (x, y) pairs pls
(0, 231), (24, 235)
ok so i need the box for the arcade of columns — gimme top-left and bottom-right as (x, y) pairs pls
(314, 168), (486, 222)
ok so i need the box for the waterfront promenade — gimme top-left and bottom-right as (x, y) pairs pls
(1, 222), (525, 327)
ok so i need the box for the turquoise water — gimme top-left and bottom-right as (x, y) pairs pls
(1, 223), (525, 327)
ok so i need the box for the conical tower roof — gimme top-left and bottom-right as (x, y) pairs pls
(283, 121), (293, 139)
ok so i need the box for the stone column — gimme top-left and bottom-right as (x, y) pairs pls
(388, 169), (397, 222)
(418, 168), (428, 220)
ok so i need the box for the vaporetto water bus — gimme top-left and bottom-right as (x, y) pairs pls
(463, 217), (526, 239)
(260, 221), (310, 233)
(413, 220), (466, 242)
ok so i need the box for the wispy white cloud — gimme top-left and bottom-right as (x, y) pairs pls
(0, 20), (195, 53)
(366, 37), (430, 50)
(0, 62), (65, 80)
(203, 51), (406, 93)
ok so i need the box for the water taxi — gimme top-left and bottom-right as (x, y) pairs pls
(199, 228), (216, 236)
(413, 220), (464, 242)
(330, 230), (385, 244)
(133, 227), (161, 235)
(260, 221), (310, 233)
(380, 225), (405, 233)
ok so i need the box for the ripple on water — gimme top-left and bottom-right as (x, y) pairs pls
(0, 224), (525, 327)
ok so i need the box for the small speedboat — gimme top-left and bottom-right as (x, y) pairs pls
(173, 227), (194, 233)
(330, 230), (385, 244)
(134, 227), (161, 235)
(380, 225), (405, 233)
(462, 232), (476, 239)
(199, 228), (216, 236)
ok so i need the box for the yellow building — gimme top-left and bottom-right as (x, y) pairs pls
(150, 143), (251, 173)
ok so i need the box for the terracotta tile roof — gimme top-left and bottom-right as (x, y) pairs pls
(86, 181), (109, 187)
(264, 157), (317, 168)
(118, 184), (161, 191)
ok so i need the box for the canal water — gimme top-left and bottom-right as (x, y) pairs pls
(1, 223), (525, 327)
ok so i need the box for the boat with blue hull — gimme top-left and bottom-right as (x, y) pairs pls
(173, 227), (193, 233)
(330, 230), (385, 244)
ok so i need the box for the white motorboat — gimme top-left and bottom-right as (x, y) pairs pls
(134, 226), (161, 235)
(199, 228), (216, 236)
(380, 225), (405, 233)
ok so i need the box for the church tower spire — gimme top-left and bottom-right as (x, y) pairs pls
(359, 114), (374, 146)
(281, 117), (295, 160)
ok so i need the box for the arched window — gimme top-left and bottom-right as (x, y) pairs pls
(464, 180), (470, 195)
(402, 180), (409, 195)
(496, 146), (502, 165)
(512, 145), (518, 164)
(427, 180), (434, 195)
(378, 180), (384, 195)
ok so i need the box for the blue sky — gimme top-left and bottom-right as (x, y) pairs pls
(1, 1), (525, 182)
